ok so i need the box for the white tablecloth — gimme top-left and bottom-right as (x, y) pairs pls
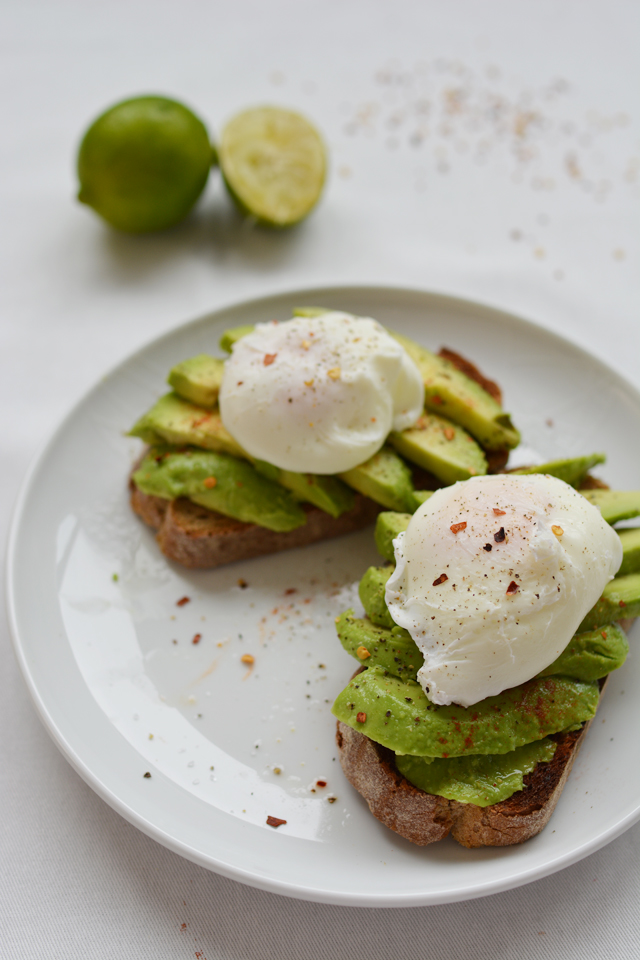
(2, 1), (639, 956)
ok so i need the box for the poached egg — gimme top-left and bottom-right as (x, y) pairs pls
(218, 312), (424, 474)
(385, 473), (622, 707)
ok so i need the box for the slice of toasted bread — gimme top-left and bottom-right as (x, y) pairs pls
(335, 708), (598, 848)
(130, 480), (381, 569)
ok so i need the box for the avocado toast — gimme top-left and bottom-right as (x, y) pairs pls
(332, 491), (640, 848)
(128, 310), (520, 567)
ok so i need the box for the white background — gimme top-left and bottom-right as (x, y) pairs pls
(1, 1), (639, 957)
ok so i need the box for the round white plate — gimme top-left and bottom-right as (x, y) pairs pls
(7, 286), (640, 907)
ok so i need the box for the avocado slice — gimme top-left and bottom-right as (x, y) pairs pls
(129, 392), (244, 456)
(130, 394), (355, 518)
(374, 511), (411, 562)
(219, 324), (255, 353)
(292, 306), (330, 317)
(338, 446), (415, 512)
(389, 411), (487, 485)
(390, 332), (520, 451)
(618, 527), (640, 576)
(332, 666), (599, 758)
(581, 489), (640, 525)
(513, 453), (606, 488)
(578, 573), (640, 631)
(358, 565), (395, 627)
(132, 447), (306, 532)
(407, 490), (434, 512)
(337, 610), (628, 684)
(396, 739), (557, 807)
(167, 355), (225, 408)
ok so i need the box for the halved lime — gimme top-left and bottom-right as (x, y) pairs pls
(219, 106), (326, 227)
(77, 95), (214, 233)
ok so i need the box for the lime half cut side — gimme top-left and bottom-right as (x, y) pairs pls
(219, 106), (326, 227)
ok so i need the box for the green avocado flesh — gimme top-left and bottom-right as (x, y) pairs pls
(338, 446), (415, 512)
(132, 447), (306, 531)
(219, 324), (255, 353)
(396, 738), (557, 806)
(389, 411), (487, 485)
(336, 610), (628, 684)
(581, 489), (640, 525)
(375, 511), (411, 562)
(331, 666), (599, 758)
(358, 565), (395, 627)
(390, 332), (521, 451)
(513, 453), (606, 487)
(168, 355), (225, 408)
(129, 394), (354, 518)
(129, 392), (243, 455)
(618, 527), (640, 576)
(578, 573), (640, 631)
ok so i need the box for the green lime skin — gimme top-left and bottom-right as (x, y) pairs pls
(77, 96), (214, 233)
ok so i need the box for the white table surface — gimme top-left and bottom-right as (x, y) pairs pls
(2, 1), (639, 956)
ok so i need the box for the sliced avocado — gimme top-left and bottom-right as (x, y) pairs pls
(389, 411), (487, 485)
(132, 447), (306, 532)
(396, 739), (557, 807)
(581, 489), (640, 525)
(167, 355), (225, 408)
(578, 573), (640, 632)
(277, 469), (355, 518)
(391, 332), (520, 451)
(337, 610), (628, 684)
(538, 623), (628, 682)
(358, 565), (394, 627)
(335, 609), (423, 680)
(292, 306), (331, 317)
(219, 324), (255, 353)
(128, 393), (244, 457)
(513, 453), (606, 487)
(618, 527), (640, 576)
(130, 395), (354, 518)
(338, 446), (415, 512)
(332, 666), (599, 758)
(375, 511), (411, 562)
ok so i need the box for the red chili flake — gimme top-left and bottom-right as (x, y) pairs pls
(493, 508), (506, 516)
(432, 573), (449, 586)
(266, 816), (287, 828)
(450, 521), (467, 534)
(443, 426), (455, 441)
(431, 394), (443, 405)
(506, 581), (519, 595)
(619, 600), (627, 608)
(238, 579), (248, 589)
(442, 753), (449, 758)
(483, 543), (492, 552)
(237, 381), (244, 386)
(284, 588), (297, 595)
(180, 923), (187, 931)
(236, 481), (243, 488)
(356, 712), (367, 723)
(601, 631), (607, 639)
(316, 780), (327, 788)
(263, 353), (277, 366)
(494, 527), (506, 542)
(192, 633), (202, 645)
(176, 596), (191, 607)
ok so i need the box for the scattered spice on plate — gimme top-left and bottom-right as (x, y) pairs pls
(266, 815), (287, 828)
(176, 596), (190, 607)
(433, 573), (448, 586)
(450, 521), (467, 534)
(192, 633), (202, 645)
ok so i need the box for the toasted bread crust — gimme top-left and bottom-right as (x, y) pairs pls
(336, 718), (594, 848)
(130, 481), (381, 568)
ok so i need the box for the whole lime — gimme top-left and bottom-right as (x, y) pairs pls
(77, 96), (214, 233)
(219, 106), (326, 227)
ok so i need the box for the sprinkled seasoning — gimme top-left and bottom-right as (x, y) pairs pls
(432, 573), (449, 586)
(506, 581), (519, 595)
(494, 527), (506, 542)
(356, 712), (367, 723)
(551, 525), (564, 537)
(356, 645), (371, 660)
(192, 633), (202, 645)
(176, 596), (190, 607)
(266, 816), (287, 828)
(203, 476), (217, 488)
(263, 353), (277, 366)
(493, 508), (506, 516)
(483, 543), (493, 551)
(450, 521), (467, 534)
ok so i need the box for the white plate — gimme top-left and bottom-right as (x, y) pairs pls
(7, 285), (640, 907)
